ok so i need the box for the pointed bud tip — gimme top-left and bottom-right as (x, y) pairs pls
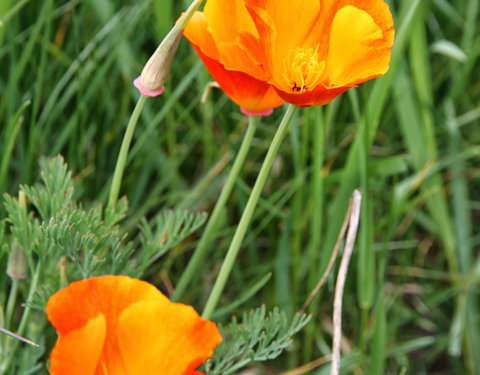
(134, 77), (165, 97)
(240, 107), (274, 117)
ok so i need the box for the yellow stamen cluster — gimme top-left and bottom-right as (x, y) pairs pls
(282, 46), (325, 94)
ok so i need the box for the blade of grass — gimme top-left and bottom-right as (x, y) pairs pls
(408, 2), (457, 272)
(368, 295), (386, 375)
(0, 101), (30, 194)
(357, 104), (375, 349)
(0, 0), (31, 47)
(303, 107), (326, 361)
(445, 101), (479, 373)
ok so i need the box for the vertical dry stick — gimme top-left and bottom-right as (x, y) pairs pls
(330, 189), (362, 375)
(301, 199), (352, 313)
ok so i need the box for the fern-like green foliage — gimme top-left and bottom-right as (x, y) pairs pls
(3, 156), (132, 286)
(138, 209), (207, 274)
(206, 306), (311, 375)
(2, 156), (207, 307)
(22, 156), (75, 220)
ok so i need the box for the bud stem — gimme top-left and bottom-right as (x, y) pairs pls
(178, 0), (205, 30)
(108, 95), (148, 209)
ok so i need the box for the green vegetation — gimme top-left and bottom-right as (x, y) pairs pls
(0, 0), (478, 374)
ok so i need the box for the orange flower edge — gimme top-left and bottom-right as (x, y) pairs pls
(184, 10), (284, 115)
(188, 32), (283, 114)
(184, 0), (394, 110)
(47, 275), (222, 375)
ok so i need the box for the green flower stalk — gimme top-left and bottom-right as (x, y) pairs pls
(109, 0), (205, 208)
(203, 105), (296, 319)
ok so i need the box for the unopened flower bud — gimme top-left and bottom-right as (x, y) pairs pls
(7, 241), (28, 280)
(134, 0), (205, 97)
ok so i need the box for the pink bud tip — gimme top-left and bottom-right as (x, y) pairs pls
(240, 107), (274, 117)
(7, 273), (27, 280)
(134, 77), (165, 97)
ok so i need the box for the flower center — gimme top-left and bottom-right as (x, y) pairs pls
(282, 46), (325, 94)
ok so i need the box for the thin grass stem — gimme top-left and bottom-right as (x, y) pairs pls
(304, 108), (326, 360)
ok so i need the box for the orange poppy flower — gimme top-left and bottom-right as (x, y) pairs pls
(46, 275), (221, 375)
(184, 0), (394, 115)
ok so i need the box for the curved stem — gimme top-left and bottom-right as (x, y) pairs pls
(173, 116), (259, 301)
(202, 105), (296, 319)
(107, 95), (147, 208)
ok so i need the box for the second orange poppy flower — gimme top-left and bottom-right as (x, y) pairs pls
(47, 275), (221, 375)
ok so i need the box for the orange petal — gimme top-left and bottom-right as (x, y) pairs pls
(190, 43), (283, 113)
(326, 5), (394, 86)
(117, 300), (222, 375)
(184, 11), (266, 82)
(49, 314), (106, 375)
(322, 0), (395, 44)
(184, 12), (220, 62)
(304, 0), (394, 54)
(275, 85), (351, 107)
(216, 39), (268, 82)
(204, 0), (258, 41)
(46, 275), (168, 335)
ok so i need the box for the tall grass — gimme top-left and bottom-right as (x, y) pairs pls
(0, 0), (479, 373)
